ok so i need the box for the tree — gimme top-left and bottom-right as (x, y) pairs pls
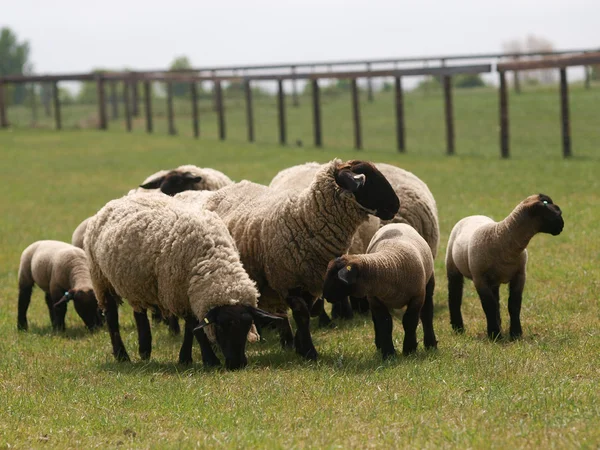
(502, 35), (557, 85)
(169, 56), (194, 97)
(0, 27), (32, 104)
(454, 74), (486, 89)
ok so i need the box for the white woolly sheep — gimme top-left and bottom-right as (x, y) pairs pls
(17, 240), (103, 332)
(177, 159), (400, 361)
(270, 161), (439, 321)
(445, 193), (564, 340)
(322, 224), (437, 358)
(84, 192), (282, 369)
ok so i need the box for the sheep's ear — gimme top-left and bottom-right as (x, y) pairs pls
(184, 174), (203, 184)
(336, 170), (366, 193)
(54, 291), (73, 308)
(249, 307), (285, 325)
(338, 264), (358, 285)
(139, 176), (166, 190)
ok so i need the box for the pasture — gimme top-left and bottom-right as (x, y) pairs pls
(0, 123), (599, 448)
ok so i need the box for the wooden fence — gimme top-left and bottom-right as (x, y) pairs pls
(1, 50), (600, 158)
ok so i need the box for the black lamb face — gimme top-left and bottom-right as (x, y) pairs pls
(334, 161), (400, 221)
(200, 305), (284, 370)
(531, 194), (564, 236)
(139, 171), (203, 196)
(72, 289), (103, 331)
(323, 257), (358, 303)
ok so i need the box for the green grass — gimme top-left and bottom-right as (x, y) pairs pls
(0, 127), (599, 448)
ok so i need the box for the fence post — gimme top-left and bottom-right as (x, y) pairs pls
(277, 79), (287, 145)
(215, 80), (226, 140)
(144, 80), (153, 133)
(97, 75), (107, 130)
(212, 70), (218, 112)
(42, 83), (52, 117)
(292, 66), (299, 107)
(244, 79), (254, 142)
(0, 81), (8, 128)
(499, 71), (510, 159)
(52, 81), (62, 130)
(191, 82), (199, 138)
(312, 79), (322, 147)
(132, 77), (139, 117)
(513, 55), (521, 94)
(110, 81), (118, 119)
(394, 76), (405, 152)
(123, 79), (132, 132)
(166, 81), (176, 135)
(366, 63), (374, 102)
(30, 83), (38, 125)
(584, 65), (591, 90)
(559, 68), (572, 158)
(351, 78), (362, 150)
(443, 75), (455, 155)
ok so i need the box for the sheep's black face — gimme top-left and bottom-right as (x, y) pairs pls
(323, 257), (358, 303)
(532, 194), (564, 236)
(335, 161), (400, 220)
(207, 305), (284, 370)
(73, 289), (104, 331)
(139, 171), (203, 196)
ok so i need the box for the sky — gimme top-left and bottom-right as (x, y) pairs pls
(2, 0), (599, 75)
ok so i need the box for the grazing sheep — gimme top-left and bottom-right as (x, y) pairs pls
(85, 193), (282, 369)
(322, 224), (437, 358)
(445, 194), (564, 340)
(17, 240), (103, 332)
(178, 159), (400, 360)
(270, 161), (439, 321)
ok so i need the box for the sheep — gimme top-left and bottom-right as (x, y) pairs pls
(177, 159), (400, 360)
(17, 240), (103, 332)
(84, 192), (282, 369)
(270, 161), (439, 322)
(445, 193), (564, 340)
(322, 223), (437, 358)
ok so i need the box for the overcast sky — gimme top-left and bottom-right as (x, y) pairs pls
(2, 0), (599, 73)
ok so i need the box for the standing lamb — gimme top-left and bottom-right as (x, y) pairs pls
(177, 159), (400, 360)
(84, 193), (282, 370)
(322, 224), (437, 358)
(445, 194), (564, 340)
(17, 240), (103, 332)
(270, 161), (438, 321)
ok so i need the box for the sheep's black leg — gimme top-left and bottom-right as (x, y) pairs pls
(17, 284), (33, 331)
(508, 271), (526, 339)
(44, 292), (56, 329)
(448, 270), (465, 333)
(421, 275), (438, 350)
(350, 296), (370, 315)
(53, 294), (68, 332)
(402, 298), (421, 356)
(167, 316), (181, 336)
(278, 317), (295, 349)
(370, 297), (395, 359)
(193, 322), (221, 367)
(286, 294), (317, 360)
(178, 317), (195, 365)
(318, 310), (335, 328)
(151, 309), (163, 326)
(331, 297), (354, 320)
(133, 310), (152, 360)
(104, 291), (130, 362)
(475, 282), (502, 340)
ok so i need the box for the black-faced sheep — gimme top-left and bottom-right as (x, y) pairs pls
(17, 240), (103, 332)
(445, 193), (564, 340)
(323, 224), (437, 358)
(84, 193), (282, 370)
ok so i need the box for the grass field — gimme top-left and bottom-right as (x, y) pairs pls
(0, 123), (599, 448)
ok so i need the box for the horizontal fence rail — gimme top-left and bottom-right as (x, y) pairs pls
(1, 49), (599, 158)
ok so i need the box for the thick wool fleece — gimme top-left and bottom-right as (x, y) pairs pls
(84, 193), (259, 341)
(446, 199), (549, 285)
(19, 240), (94, 295)
(180, 160), (371, 312)
(270, 161), (439, 257)
(350, 224), (434, 309)
(71, 217), (91, 249)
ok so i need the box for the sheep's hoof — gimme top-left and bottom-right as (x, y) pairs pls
(382, 349), (397, 360)
(17, 321), (28, 331)
(424, 339), (438, 350)
(402, 345), (417, 356)
(178, 356), (193, 365)
(487, 331), (503, 341)
(297, 345), (318, 361)
(451, 323), (465, 334)
(202, 358), (221, 368)
(509, 330), (523, 341)
(139, 351), (151, 361)
(114, 351), (131, 362)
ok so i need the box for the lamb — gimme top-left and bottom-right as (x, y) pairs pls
(84, 192), (282, 370)
(322, 224), (437, 358)
(270, 161), (439, 321)
(445, 193), (564, 340)
(177, 159), (400, 360)
(17, 240), (103, 332)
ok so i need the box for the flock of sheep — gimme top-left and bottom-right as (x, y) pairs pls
(17, 160), (565, 370)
